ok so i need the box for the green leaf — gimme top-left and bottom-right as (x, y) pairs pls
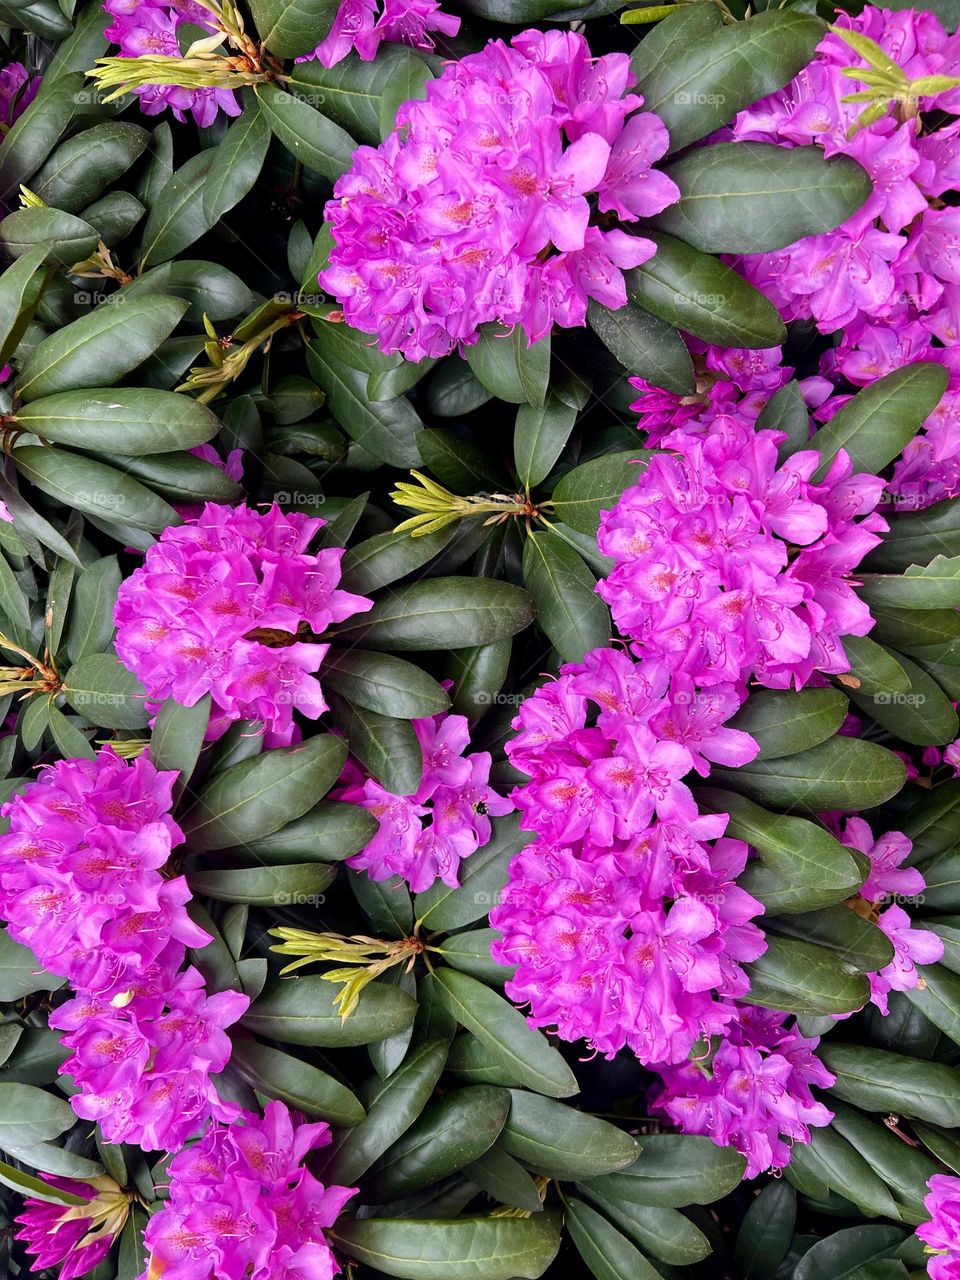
(634, 9), (825, 153)
(181, 735), (347, 851)
(0, 1083), (75, 1146)
(652, 143), (872, 253)
(465, 324), (550, 408)
(0, 74), (85, 195)
(444, 640), (512, 727)
(305, 337), (422, 467)
(848, 649), (959, 745)
(433, 969), (578, 1099)
(328, 1038), (448, 1183)
(0, 1158), (87, 1205)
(549, 451), (651, 536)
(523, 531), (610, 664)
(248, 0), (339, 58)
(242, 975), (416, 1047)
(514, 395), (579, 491)
(139, 149), (221, 268)
(903, 964), (960, 1050)
(819, 1044), (960, 1127)
(0, 243), (55, 368)
(13, 444), (181, 531)
(860, 555), (960, 611)
(0, 929), (61, 1001)
(0, 206), (99, 266)
(807, 363), (949, 480)
(427, 361), (492, 417)
(417, 428), (509, 493)
(203, 96), (271, 222)
(324, 650), (450, 719)
(15, 384), (220, 453)
(149, 694), (209, 803)
(62, 652), (150, 730)
(188, 861), (336, 906)
(712, 736), (907, 812)
(580, 1135), (745, 1209)
(792, 1225), (909, 1280)
(438, 929), (515, 987)
(630, 2), (724, 81)
(697, 788), (862, 913)
(242, 800), (376, 865)
(64, 555), (120, 665)
(331, 1213), (562, 1280)
(287, 46), (433, 145)
(464, 1145), (542, 1213)
(574, 1186), (711, 1266)
(869, 500), (960, 575)
(758, 381), (811, 460)
(341, 527), (456, 595)
(118, 259), (260, 324)
(16, 295), (192, 399)
(586, 299), (694, 396)
(31, 121), (149, 213)
(329, 577), (535, 652)
(829, 1101), (938, 1222)
(82, 190), (145, 243)
(447, 1032), (523, 1089)
(567, 1199), (665, 1280)
(368, 1085), (510, 1200)
(733, 1181), (796, 1279)
(415, 813), (534, 933)
(229, 1032), (364, 1125)
(501, 1092), (639, 1179)
(843, 634), (912, 696)
(767, 905), (894, 974)
(326, 691), (423, 795)
(256, 82), (356, 180)
(789, 1127), (901, 1220)
(743, 936), (870, 1015)
(728, 688), (848, 761)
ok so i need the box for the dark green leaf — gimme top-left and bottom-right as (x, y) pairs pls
(848, 649), (959, 745)
(792, 1225), (908, 1280)
(465, 325), (550, 408)
(712, 736), (907, 812)
(728, 688), (848, 761)
(743, 936), (870, 1015)
(243, 800), (376, 864)
(326, 690), (423, 795)
(149, 694), (209, 802)
(248, 0), (339, 59)
(522, 531), (610, 664)
(549, 451), (650, 536)
(230, 1032), (364, 1125)
(182, 735), (347, 851)
(139, 149), (220, 268)
(514, 395), (580, 491)
(586, 299), (694, 396)
(31, 122), (149, 212)
(62, 652), (150, 730)
(843, 634), (912, 696)
(465, 1145), (542, 1213)
(287, 46), (432, 145)
(0, 243), (55, 368)
(0, 929), (61, 1001)
(789, 1128), (901, 1220)
(13, 444), (181, 531)
(415, 813), (533, 933)
(203, 95), (271, 222)
(324, 650), (450, 719)
(188, 861), (336, 905)
(830, 1101), (937, 1221)
(580, 1135), (745, 1209)
(733, 1181), (796, 1279)
(652, 143), (872, 253)
(0, 1083), (75, 1146)
(567, 1198), (665, 1280)
(256, 82), (356, 180)
(574, 1185), (710, 1266)
(427, 361), (492, 417)
(242, 975), (416, 1047)
(819, 1044), (960, 1127)
(767, 905), (894, 974)
(0, 206), (99, 266)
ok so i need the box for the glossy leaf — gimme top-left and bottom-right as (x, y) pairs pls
(242, 976), (416, 1047)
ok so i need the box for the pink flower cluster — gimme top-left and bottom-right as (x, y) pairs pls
(338, 709), (513, 892)
(298, 0), (459, 68)
(920, 1175), (960, 1280)
(837, 817), (943, 1014)
(141, 1100), (355, 1280)
(114, 502), (372, 746)
(490, 645), (765, 1064)
(102, 0), (241, 125)
(0, 748), (247, 1150)
(0, 61), (36, 126)
(596, 417), (887, 690)
(653, 1007), (835, 1179)
(320, 28), (680, 360)
(728, 6), (960, 510)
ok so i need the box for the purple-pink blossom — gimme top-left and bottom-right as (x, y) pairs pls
(16, 1174), (131, 1280)
(320, 29), (680, 360)
(102, 0), (241, 125)
(140, 1100), (355, 1280)
(338, 709), (513, 892)
(653, 1006), (835, 1179)
(297, 0), (459, 68)
(114, 502), (372, 745)
(919, 1175), (960, 1280)
(0, 61), (37, 126)
(596, 418), (887, 690)
(490, 645), (764, 1065)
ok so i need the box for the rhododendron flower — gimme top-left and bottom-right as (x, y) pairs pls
(596, 418), (887, 690)
(919, 1175), (960, 1279)
(0, 748), (248, 1150)
(836, 817), (944, 1015)
(16, 1174), (132, 1280)
(492, 646), (763, 1065)
(0, 61), (37, 126)
(320, 28), (679, 359)
(298, 0), (459, 68)
(338, 709), (513, 892)
(114, 502), (372, 745)
(654, 1007), (835, 1178)
(141, 1100), (355, 1280)
(102, 0), (241, 125)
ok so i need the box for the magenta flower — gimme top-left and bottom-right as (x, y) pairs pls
(492, 646), (763, 1065)
(597, 419), (887, 690)
(919, 1175), (960, 1280)
(0, 62), (37, 127)
(320, 28), (679, 359)
(297, 0), (459, 68)
(102, 0), (241, 125)
(114, 502), (372, 745)
(338, 709), (513, 892)
(141, 1100), (356, 1280)
(653, 1007), (835, 1178)
(16, 1174), (132, 1280)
